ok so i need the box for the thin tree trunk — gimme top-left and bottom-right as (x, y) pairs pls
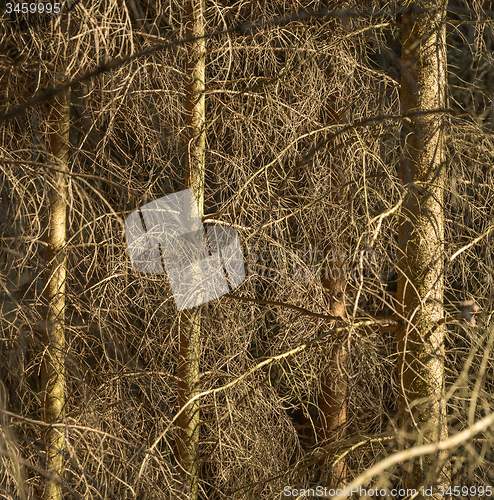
(397, 1), (449, 495)
(41, 77), (70, 500)
(176, 1), (206, 498)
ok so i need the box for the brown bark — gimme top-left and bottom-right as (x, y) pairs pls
(318, 210), (348, 485)
(397, 1), (449, 495)
(319, 266), (347, 486)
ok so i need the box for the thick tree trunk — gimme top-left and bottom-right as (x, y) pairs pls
(397, 1), (449, 495)
(176, 1), (206, 498)
(41, 78), (70, 500)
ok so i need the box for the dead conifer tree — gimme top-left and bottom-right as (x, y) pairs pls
(176, 0), (206, 498)
(319, 176), (349, 487)
(397, 0), (450, 494)
(41, 70), (70, 500)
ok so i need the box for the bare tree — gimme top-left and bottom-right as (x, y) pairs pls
(176, 1), (206, 498)
(318, 176), (350, 487)
(41, 63), (70, 500)
(397, 0), (450, 494)
(2, 2), (494, 499)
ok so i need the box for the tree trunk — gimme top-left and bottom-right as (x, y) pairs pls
(319, 206), (348, 485)
(41, 77), (70, 500)
(397, 1), (449, 495)
(319, 267), (347, 486)
(176, 1), (206, 498)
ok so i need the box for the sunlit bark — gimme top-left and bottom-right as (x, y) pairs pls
(41, 76), (70, 500)
(176, 1), (206, 498)
(397, 1), (449, 495)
